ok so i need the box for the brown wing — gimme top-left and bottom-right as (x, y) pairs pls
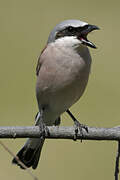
(36, 46), (47, 76)
(36, 56), (41, 76)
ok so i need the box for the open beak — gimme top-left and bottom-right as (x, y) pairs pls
(78, 24), (100, 48)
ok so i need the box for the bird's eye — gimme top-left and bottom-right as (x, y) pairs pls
(67, 26), (74, 32)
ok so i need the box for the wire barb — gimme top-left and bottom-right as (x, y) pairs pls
(0, 140), (38, 180)
(114, 141), (120, 180)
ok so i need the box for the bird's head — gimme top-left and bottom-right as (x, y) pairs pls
(47, 19), (99, 49)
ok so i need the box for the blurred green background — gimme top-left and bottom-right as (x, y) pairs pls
(0, 0), (120, 179)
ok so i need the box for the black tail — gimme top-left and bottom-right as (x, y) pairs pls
(12, 138), (45, 169)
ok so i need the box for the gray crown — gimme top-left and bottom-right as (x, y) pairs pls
(47, 19), (88, 43)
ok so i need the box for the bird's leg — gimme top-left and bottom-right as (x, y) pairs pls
(66, 109), (88, 141)
(54, 117), (61, 126)
(35, 109), (49, 137)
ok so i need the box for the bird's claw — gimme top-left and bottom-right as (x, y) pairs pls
(39, 121), (50, 138)
(73, 120), (88, 141)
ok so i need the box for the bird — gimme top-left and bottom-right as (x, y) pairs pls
(12, 19), (99, 169)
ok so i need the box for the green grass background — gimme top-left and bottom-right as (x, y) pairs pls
(0, 0), (120, 179)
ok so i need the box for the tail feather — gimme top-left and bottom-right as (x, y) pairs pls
(12, 112), (45, 169)
(12, 138), (45, 169)
(32, 146), (42, 169)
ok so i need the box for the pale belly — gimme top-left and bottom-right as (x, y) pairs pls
(36, 44), (91, 125)
(36, 61), (90, 125)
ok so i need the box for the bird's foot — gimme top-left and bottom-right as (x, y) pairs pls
(38, 121), (50, 138)
(66, 109), (88, 141)
(74, 119), (88, 141)
(35, 110), (50, 137)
